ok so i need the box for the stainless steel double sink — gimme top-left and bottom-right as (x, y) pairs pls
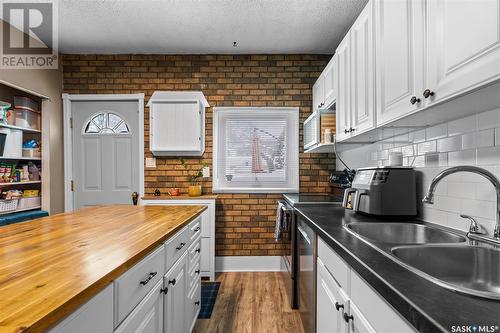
(345, 222), (500, 300)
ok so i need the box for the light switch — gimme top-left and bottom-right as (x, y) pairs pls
(145, 157), (156, 168)
(202, 166), (210, 178)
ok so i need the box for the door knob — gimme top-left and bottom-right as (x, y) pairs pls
(131, 192), (138, 205)
(410, 96), (421, 105)
(423, 89), (434, 98)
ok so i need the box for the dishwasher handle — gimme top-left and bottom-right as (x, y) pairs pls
(297, 225), (311, 245)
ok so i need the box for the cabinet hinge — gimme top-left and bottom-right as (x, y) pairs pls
(70, 180), (74, 192)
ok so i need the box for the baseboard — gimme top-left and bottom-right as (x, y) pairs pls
(215, 256), (285, 272)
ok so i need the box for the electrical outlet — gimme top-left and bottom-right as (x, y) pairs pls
(202, 166), (210, 178)
(145, 157), (156, 168)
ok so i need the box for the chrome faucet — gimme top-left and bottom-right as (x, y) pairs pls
(422, 166), (500, 241)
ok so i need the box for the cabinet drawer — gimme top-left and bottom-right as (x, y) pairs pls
(317, 237), (349, 289)
(350, 271), (416, 333)
(165, 226), (190, 272)
(189, 216), (202, 243)
(114, 245), (165, 326)
(188, 237), (201, 271)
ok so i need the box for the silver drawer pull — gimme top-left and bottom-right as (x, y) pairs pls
(139, 272), (157, 286)
(176, 242), (186, 250)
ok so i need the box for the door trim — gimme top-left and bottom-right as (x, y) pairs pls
(62, 93), (145, 212)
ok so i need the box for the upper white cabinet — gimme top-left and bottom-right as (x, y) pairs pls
(313, 54), (337, 113)
(335, 32), (352, 142)
(148, 91), (209, 156)
(425, 0), (500, 105)
(313, 78), (325, 112)
(350, 0), (376, 135)
(375, 0), (425, 126)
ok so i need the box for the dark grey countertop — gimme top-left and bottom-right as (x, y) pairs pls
(295, 206), (500, 333)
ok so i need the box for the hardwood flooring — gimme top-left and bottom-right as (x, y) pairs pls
(193, 272), (304, 333)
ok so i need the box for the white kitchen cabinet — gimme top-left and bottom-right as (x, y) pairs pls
(317, 257), (348, 333)
(115, 280), (164, 333)
(350, 0), (376, 135)
(313, 78), (325, 112)
(335, 31), (352, 142)
(375, 0), (425, 126)
(148, 91), (209, 156)
(164, 252), (188, 333)
(323, 56), (337, 109)
(142, 198), (216, 281)
(49, 284), (114, 333)
(425, 0), (500, 106)
(316, 238), (416, 333)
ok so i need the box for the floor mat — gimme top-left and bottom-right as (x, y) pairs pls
(198, 282), (221, 319)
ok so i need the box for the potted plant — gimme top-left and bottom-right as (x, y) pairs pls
(179, 158), (205, 197)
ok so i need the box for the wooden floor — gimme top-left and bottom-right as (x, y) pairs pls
(193, 272), (304, 333)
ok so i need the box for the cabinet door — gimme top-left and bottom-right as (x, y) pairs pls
(426, 0), (500, 105)
(348, 302), (376, 333)
(316, 258), (348, 333)
(350, 1), (376, 135)
(323, 56), (337, 108)
(114, 280), (164, 333)
(335, 32), (352, 142)
(375, 0), (425, 126)
(164, 254), (187, 333)
(313, 78), (325, 112)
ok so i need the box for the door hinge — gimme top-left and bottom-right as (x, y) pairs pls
(70, 117), (73, 129)
(70, 180), (74, 192)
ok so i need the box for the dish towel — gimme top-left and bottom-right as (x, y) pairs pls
(275, 201), (285, 241)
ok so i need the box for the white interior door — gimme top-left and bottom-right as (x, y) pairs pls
(72, 100), (139, 210)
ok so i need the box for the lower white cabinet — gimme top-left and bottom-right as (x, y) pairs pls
(49, 284), (114, 333)
(142, 198), (215, 281)
(316, 237), (416, 333)
(164, 252), (188, 333)
(115, 280), (164, 333)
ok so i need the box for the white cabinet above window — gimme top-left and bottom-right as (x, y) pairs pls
(147, 91), (209, 156)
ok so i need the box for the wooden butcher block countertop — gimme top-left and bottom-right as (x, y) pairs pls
(0, 204), (206, 333)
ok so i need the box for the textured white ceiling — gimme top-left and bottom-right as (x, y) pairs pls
(59, 0), (368, 54)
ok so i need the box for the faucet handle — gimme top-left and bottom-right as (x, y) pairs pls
(460, 214), (482, 235)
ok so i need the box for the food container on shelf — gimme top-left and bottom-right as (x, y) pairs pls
(22, 148), (41, 158)
(13, 96), (39, 112)
(14, 109), (40, 130)
(0, 128), (22, 157)
(17, 196), (41, 211)
(0, 199), (18, 214)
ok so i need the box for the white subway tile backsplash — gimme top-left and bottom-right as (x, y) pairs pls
(426, 123), (447, 141)
(476, 129), (494, 148)
(417, 141), (437, 155)
(448, 115), (477, 136)
(437, 136), (461, 152)
(477, 107), (500, 130)
(448, 149), (476, 166)
(477, 146), (500, 165)
(337, 107), (500, 237)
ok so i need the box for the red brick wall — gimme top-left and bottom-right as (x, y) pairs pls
(62, 54), (336, 256)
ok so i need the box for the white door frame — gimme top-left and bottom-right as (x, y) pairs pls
(62, 93), (145, 212)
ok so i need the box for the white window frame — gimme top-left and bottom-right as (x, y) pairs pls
(212, 107), (299, 193)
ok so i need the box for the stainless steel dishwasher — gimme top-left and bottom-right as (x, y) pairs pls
(297, 217), (316, 333)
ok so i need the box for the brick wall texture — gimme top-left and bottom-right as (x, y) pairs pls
(62, 54), (336, 256)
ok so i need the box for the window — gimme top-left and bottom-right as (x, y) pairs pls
(213, 107), (299, 193)
(83, 112), (130, 134)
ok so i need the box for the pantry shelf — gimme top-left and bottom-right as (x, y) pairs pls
(0, 206), (41, 215)
(0, 156), (41, 161)
(0, 123), (41, 133)
(0, 181), (41, 187)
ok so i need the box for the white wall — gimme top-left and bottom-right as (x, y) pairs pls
(337, 107), (500, 236)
